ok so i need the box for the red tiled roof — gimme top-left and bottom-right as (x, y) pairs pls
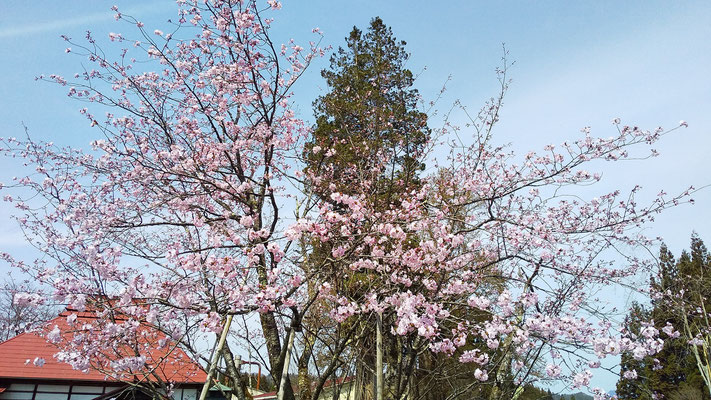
(0, 310), (207, 384)
(252, 392), (277, 399)
(323, 375), (353, 388)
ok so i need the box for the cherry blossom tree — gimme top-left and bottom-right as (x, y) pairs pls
(0, 1), (698, 399)
(2, 1), (323, 399)
(0, 278), (58, 341)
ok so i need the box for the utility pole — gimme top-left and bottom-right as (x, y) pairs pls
(276, 330), (295, 400)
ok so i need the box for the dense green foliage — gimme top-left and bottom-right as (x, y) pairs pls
(306, 16), (430, 201)
(517, 384), (555, 400)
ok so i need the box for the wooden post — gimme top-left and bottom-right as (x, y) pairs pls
(199, 314), (234, 400)
(276, 329), (295, 400)
(234, 355), (244, 400)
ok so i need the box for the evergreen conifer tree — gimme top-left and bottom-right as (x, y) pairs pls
(306, 16), (430, 202)
(302, 17), (432, 399)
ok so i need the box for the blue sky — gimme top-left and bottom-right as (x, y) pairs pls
(1, 0), (710, 392)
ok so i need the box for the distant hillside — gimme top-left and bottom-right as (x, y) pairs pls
(552, 392), (594, 400)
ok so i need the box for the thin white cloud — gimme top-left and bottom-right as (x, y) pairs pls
(0, 3), (165, 39)
(0, 11), (111, 39)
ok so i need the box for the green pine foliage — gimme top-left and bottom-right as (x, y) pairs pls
(306, 16), (430, 201)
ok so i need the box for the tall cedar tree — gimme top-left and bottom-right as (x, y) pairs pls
(305, 20), (522, 399)
(647, 245), (692, 396)
(306, 16), (430, 203)
(303, 17), (431, 399)
(305, 19), (509, 400)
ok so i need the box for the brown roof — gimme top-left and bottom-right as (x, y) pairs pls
(323, 375), (353, 389)
(0, 310), (207, 384)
